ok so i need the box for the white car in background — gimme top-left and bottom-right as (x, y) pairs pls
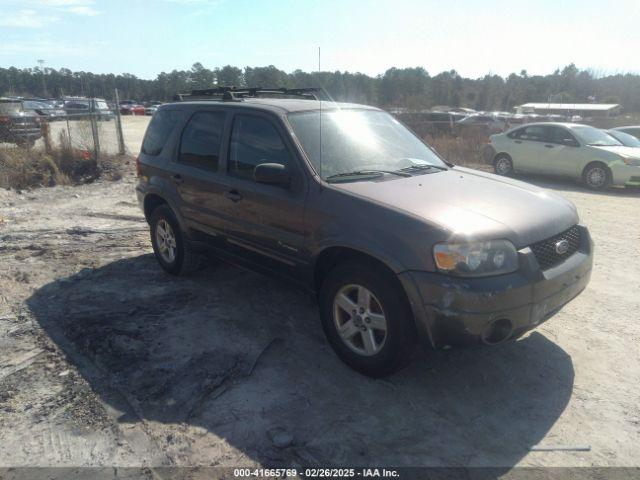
(488, 123), (640, 189)
(608, 128), (640, 148)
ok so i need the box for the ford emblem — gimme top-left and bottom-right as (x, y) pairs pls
(555, 239), (570, 255)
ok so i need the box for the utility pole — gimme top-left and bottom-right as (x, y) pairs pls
(37, 59), (48, 97)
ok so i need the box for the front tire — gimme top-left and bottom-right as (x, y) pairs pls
(493, 154), (513, 176)
(583, 162), (611, 190)
(319, 261), (415, 377)
(149, 205), (202, 275)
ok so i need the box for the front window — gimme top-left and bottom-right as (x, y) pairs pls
(288, 109), (446, 180)
(571, 126), (621, 146)
(228, 114), (292, 181)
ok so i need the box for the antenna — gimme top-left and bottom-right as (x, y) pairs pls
(318, 46), (322, 179)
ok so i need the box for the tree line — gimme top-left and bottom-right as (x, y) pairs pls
(1, 62), (639, 112)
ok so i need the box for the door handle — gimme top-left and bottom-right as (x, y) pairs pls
(544, 144), (554, 148)
(514, 140), (522, 144)
(224, 189), (243, 203)
(172, 173), (184, 185)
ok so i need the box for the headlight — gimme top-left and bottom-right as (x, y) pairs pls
(433, 239), (518, 277)
(622, 157), (640, 166)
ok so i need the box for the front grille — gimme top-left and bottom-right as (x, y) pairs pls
(530, 225), (581, 270)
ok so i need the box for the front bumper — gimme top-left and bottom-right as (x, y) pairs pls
(399, 225), (593, 348)
(611, 164), (640, 186)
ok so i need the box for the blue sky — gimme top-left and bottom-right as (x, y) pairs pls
(1, 0), (638, 79)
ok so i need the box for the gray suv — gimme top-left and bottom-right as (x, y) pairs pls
(136, 88), (593, 377)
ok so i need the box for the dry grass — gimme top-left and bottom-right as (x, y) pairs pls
(0, 131), (129, 190)
(0, 148), (71, 190)
(425, 129), (490, 168)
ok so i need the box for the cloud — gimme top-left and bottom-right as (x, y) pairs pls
(0, 9), (58, 28)
(0, 38), (93, 56)
(65, 5), (101, 15)
(0, 0), (102, 19)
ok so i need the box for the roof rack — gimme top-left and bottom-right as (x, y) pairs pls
(176, 86), (321, 102)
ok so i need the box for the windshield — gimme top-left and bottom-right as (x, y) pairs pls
(0, 102), (22, 114)
(608, 129), (640, 148)
(572, 126), (622, 146)
(288, 109), (447, 180)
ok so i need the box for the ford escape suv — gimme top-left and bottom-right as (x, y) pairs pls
(136, 87), (593, 377)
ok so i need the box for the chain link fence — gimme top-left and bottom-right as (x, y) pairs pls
(0, 93), (133, 189)
(39, 102), (125, 158)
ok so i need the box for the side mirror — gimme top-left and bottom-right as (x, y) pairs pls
(562, 138), (578, 147)
(254, 163), (291, 186)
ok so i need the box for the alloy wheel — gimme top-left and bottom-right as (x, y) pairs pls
(156, 219), (177, 263)
(333, 284), (388, 356)
(495, 157), (512, 175)
(587, 166), (607, 188)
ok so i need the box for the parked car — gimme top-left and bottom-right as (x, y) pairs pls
(0, 98), (43, 147)
(607, 129), (640, 148)
(457, 114), (506, 133)
(488, 123), (640, 189)
(611, 125), (640, 140)
(23, 99), (66, 120)
(145, 105), (159, 115)
(64, 98), (114, 121)
(136, 94), (593, 376)
(120, 101), (145, 115)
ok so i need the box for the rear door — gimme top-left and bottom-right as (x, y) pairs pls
(169, 109), (238, 243)
(508, 125), (548, 173)
(222, 111), (309, 280)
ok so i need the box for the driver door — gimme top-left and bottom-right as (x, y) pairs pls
(538, 126), (583, 177)
(222, 112), (309, 282)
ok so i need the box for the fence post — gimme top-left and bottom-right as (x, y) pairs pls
(89, 98), (100, 160)
(42, 119), (53, 154)
(114, 88), (126, 155)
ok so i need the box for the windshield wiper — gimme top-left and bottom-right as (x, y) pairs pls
(398, 164), (448, 173)
(325, 169), (411, 182)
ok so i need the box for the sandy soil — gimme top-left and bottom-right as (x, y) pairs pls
(0, 124), (639, 473)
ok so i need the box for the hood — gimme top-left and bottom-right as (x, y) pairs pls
(332, 167), (578, 248)
(593, 145), (640, 160)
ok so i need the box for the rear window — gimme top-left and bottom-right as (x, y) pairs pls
(141, 109), (184, 156)
(0, 102), (22, 114)
(178, 111), (226, 170)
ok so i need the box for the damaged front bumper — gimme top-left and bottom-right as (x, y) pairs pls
(399, 225), (593, 348)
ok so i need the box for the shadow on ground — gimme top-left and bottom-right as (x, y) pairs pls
(27, 255), (574, 469)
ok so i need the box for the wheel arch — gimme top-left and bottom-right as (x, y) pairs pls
(492, 151), (513, 164)
(143, 193), (167, 222)
(141, 190), (192, 238)
(313, 245), (423, 349)
(312, 245), (403, 294)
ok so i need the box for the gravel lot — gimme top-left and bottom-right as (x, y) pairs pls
(1, 117), (639, 474)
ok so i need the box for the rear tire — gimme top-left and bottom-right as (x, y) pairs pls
(493, 154), (513, 176)
(319, 261), (415, 377)
(582, 162), (611, 190)
(149, 205), (203, 275)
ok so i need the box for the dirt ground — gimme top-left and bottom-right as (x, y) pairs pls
(1, 118), (639, 474)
